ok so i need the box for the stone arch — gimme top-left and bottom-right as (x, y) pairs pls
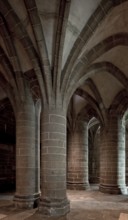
(64, 46), (128, 108)
(109, 89), (128, 118)
(62, 32), (128, 101)
(0, 0), (47, 103)
(75, 89), (103, 124)
(62, 0), (119, 88)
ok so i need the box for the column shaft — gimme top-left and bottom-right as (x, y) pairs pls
(39, 108), (70, 216)
(100, 115), (126, 194)
(14, 100), (40, 208)
(67, 121), (89, 190)
(35, 100), (41, 198)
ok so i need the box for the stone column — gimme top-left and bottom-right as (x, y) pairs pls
(125, 121), (128, 185)
(14, 98), (40, 208)
(89, 126), (100, 184)
(67, 120), (89, 190)
(39, 107), (70, 216)
(35, 100), (41, 200)
(100, 114), (126, 194)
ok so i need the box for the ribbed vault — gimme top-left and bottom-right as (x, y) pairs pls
(0, 0), (128, 127)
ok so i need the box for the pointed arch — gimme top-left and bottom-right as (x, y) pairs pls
(109, 89), (128, 118)
(0, 13), (25, 97)
(85, 78), (104, 105)
(76, 104), (99, 124)
(67, 60), (128, 106)
(62, 32), (128, 107)
(52, 0), (71, 104)
(75, 88), (104, 124)
(24, 0), (52, 104)
(0, 0), (47, 104)
(63, 33), (128, 102)
(61, 0), (114, 89)
(0, 46), (19, 97)
(62, 0), (128, 87)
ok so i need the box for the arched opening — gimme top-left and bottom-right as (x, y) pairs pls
(67, 93), (101, 192)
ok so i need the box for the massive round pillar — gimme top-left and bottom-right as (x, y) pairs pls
(39, 107), (70, 216)
(67, 120), (89, 190)
(100, 114), (126, 194)
(14, 99), (40, 208)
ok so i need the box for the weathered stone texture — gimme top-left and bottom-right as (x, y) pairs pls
(14, 101), (40, 208)
(39, 108), (69, 216)
(100, 115), (126, 194)
(67, 120), (89, 190)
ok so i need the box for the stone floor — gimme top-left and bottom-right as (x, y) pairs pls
(0, 186), (128, 219)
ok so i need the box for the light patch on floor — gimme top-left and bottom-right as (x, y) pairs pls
(119, 213), (128, 220)
(0, 214), (7, 219)
(1, 209), (37, 220)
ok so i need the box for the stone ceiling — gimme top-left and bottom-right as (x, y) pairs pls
(0, 0), (128, 126)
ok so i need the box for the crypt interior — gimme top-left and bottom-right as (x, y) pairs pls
(1, 0), (128, 219)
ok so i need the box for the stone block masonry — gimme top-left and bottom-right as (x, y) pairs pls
(100, 115), (127, 194)
(39, 108), (70, 216)
(67, 120), (89, 190)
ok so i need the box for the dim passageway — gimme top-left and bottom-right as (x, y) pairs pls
(1, 0), (128, 218)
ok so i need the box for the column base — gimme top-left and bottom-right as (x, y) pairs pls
(38, 198), (70, 216)
(14, 193), (40, 209)
(99, 184), (127, 195)
(67, 182), (90, 190)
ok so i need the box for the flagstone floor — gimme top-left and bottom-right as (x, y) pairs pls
(0, 185), (128, 220)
